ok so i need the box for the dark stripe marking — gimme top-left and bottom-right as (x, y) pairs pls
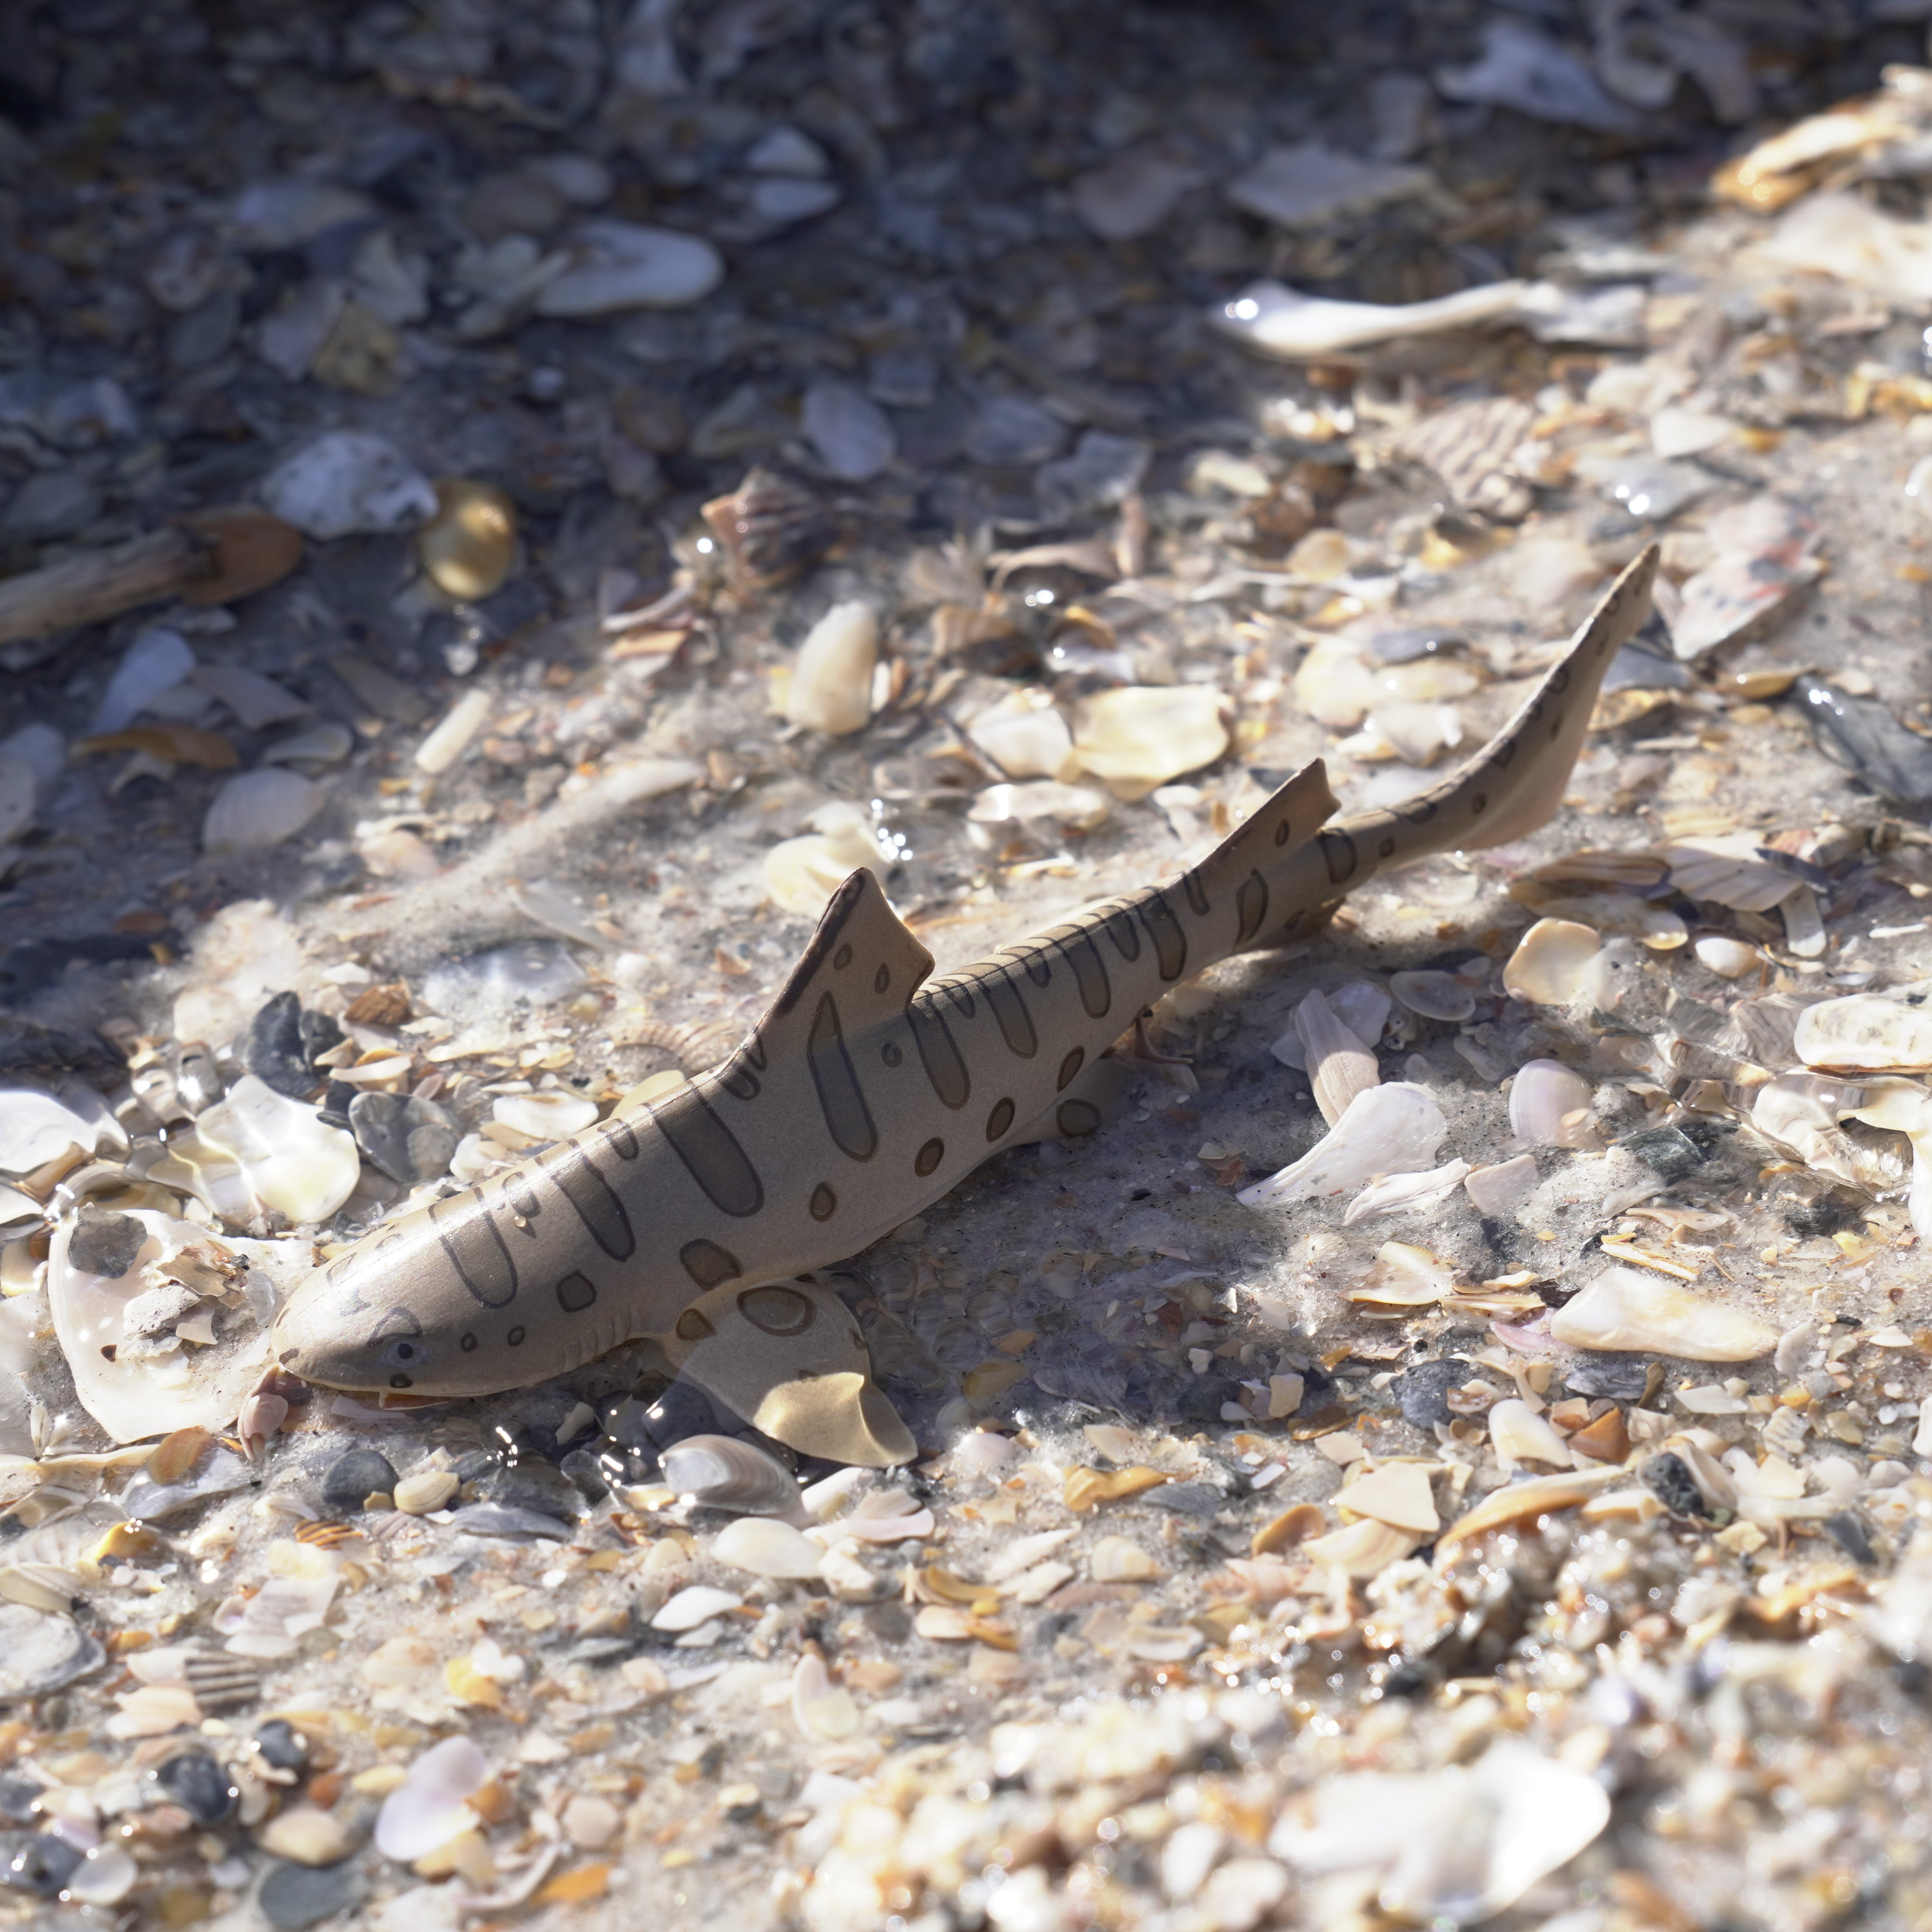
(1057, 1099), (1100, 1137)
(1320, 829), (1358, 885)
(650, 1084), (765, 1217)
(603, 1116), (639, 1159)
(982, 968), (1037, 1058)
(1103, 905), (1140, 962)
(539, 1144), (635, 1261)
(1182, 870), (1209, 918)
(1053, 926), (1112, 1019)
(430, 1197), (519, 1309)
(1137, 891), (1188, 981)
(1235, 870), (1269, 945)
(907, 997), (970, 1109)
(809, 990), (878, 1161)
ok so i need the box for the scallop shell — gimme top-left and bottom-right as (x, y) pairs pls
(710, 1516), (824, 1578)
(0, 1602), (104, 1698)
(1238, 1082), (1448, 1207)
(419, 479), (517, 601)
(1502, 918), (1602, 1004)
(1548, 1265), (1778, 1361)
(1295, 989), (1379, 1127)
(1507, 1059), (1601, 1150)
(203, 768), (325, 854)
(1390, 969), (1476, 1023)
(1794, 994), (1932, 1072)
(784, 601), (877, 735)
(660, 1434), (800, 1516)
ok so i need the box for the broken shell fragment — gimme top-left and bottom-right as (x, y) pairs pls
(1794, 994), (1932, 1072)
(1437, 1468), (1625, 1549)
(1548, 1265), (1779, 1361)
(1488, 1398), (1573, 1469)
(1507, 1059), (1601, 1151)
(1239, 1083), (1448, 1208)
(1069, 686), (1228, 796)
(418, 479), (517, 601)
(1464, 1153), (1538, 1217)
(661, 1435), (799, 1516)
(711, 1517), (824, 1579)
(194, 1076), (361, 1224)
(1389, 969), (1476, 1023)
(1295, 989), (1379, 1128)
(701, 468), (835, 592)
(1694, 935), (1762, 979)
(1502, 918), (1602, 1004)
(203, 769), (325, 854)
(784, 601), (878, 735)
(375, 1735), (489, 1862)
(1091, 1534), (1167, 1580)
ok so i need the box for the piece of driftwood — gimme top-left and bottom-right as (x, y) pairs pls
(0, 508), (304, 646)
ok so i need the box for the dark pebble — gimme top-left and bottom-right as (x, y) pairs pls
(0, 1832), (81, 1898)
(298, 1008), (344, 1066)
(1823, 1510), (1878, 1566)
(155, 1750), (239, 1826)
(482, 1459), (582, 1519)
(1394, 1357), (1471, 1430)
(559, 1447), (611, 1504)
(639, 1381), (719, 1449)
(0, 1772), (43, 1827)
(259, 1855), (367, 1931)
(1144, 1481), (1225, 1517)
(349, 1091), (458, 1185)
(1177, 1376), (1238, 1425)
(244, 992), (321, 1098)
(318, 1448), (398, 1514)
(67, 1205), (145, 1280)
(1619, 1125), (1706, 1182)
(253, 1719), (309, 1773)
(1641, 1451), (1709, 1519)
(1564, 1352), (1652, 1402)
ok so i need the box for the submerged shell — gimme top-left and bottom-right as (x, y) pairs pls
(660, 1434), (799, 1516)
(418, 478), (517, 601)
(492, 1091), (599, 1141)
(701, 468), (836, 592)
(1794, 994), (1932, 1072)
(1502, 918), (1602, 1004)
(1239, 1082), (1448, 1208)
(765, 805), (884, 916)
(194, 1075), (360, 1224)
(1342, 1160), (1472, 1226)
(203, 768), (325, 854)
(1352, 1240), (1454, 1306)
(1390, 969), (1477, 1023)
(1296, 989), (1380, 1128)
(260, 722), (353, 769)
(711, 1516), (824, 1578)
(651, 1584), (743, 1632)
(375, 1736), (489, 1862)
(414, 688), (492, 776)
(1507, 1059), (1601, 1150)
(0, 1086), (111, 1177)
(1070, 686), (1229, 794)
(1548, 1265), (1779, 1361)
(785, 601), (877, 735)
(968, 696), (1076, 781)
(0, 1602), (105, 1699)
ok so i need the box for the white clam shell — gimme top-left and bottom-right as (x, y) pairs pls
(1487, 1398), (1573, 1469)
(1295, 989), (1380, 1128)
(203, 767), (325, 854)
(1069, 685), (1228, 794)
(260, 432), (437, 540)
(968, 695), (1076, 780)
(1507, 1059), (1600, 1150)
(1354, 1240), (1454, 1306)
(47, 1211), (273, 1443)
(1794, 994), (1932, 1071)
(1693, 935), (1762, 979)
(1548, 1265), (1778, 1361)
(764, 804), (885, 915)
(1502, 918), (1601, 1005)
(1089, 1535), (1165, 1582)
(785, 601), (878, 735)
(1238, 1082), (1448, 1208)
(711, 1517), (824, 1579)
(1463, 1153), (1538, 1217)
(375, 1735), (489, 1861)
(195, 1074), (361, 1223)
(651, 1584), (743, 1632)
(491, 1091), (600, 1141)
(1389, 969), (1476, 1022)
(0, 1085), (115, 1177)
(967, 780), (1111, 831)
(661, 1434), (799, 1516)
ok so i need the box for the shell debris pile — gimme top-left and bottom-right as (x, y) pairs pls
(9, 3), (1932, 1929)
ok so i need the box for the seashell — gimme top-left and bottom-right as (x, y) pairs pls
(1502, 918), (1602, 1004)
(180, 1651), (260, 1712)
(1390, 969), (1476, 1023)
(661, 1434), (799, 1516)
(711, 1516), (824, 1579)
(0, 1602), (104, 1698)
(1780, 883), (1825, 958)
(259, 1805), (355, 1867)
(176, 505), (305, 608)
(1513, 887), (1686, 951)
(350, 1091), (457, 1185)
(393, 1469), (460, 1514)
(1336, 1462), (1439, 1535)
(64, 1844), (139, 1907)
(1249, 1505), (1323, 1559)
(1662, 835), (1803, 912)
(0, 1087), (110, 1178)
(0, 756), (33, 847)
(650, 1584), (742, 1632)
(120, 1447), (256, 1520)
(784, 601), (877, 736)
(791, 1651), (860, 1740)
(414, 688), (493, 776)
(94, 626), (196, 734)
(701, 468), (836, 592)
(1487, 1398), (1573, 1469)
(802, 378), (895, 483)
(419, 479), (517, 601)
(1069, 686), (1228, 796)
(1694, 935), (1762, 979)
(203, 768), (325, 854)
(375, 1736), (489, 1862)
(765, 803), (886, 916)
(1239, 1083), (1448, 1208)
(1667, 495), (1819, 661)
(1342, 1159), (1471, 1226)
(1549, 1265), (1778, 1361)
(1329, 982), (1392, 1045)
(190, 663), (309, 731)
(1090, 1534), (1166, 1581)
(1295, 990), (1379, 1128)
(967, 780), (1111, 833)
(491, 1091), (599, 1142)
(1507, 1059), (1601, 1151)
(1351, 1240), (1453, 1307)
(1300, 1518), (1418, 1579)
(1364, 700), (1464, 765)
(1794, 993), (1932, 1071)
(194, 1075), (360, 1224)
(967, 694), (1076, 781)
(535, 221), (724, 315)
(260, 432), (437, 541)
(260, 722), (353, 769)
(1464, 1153), (1538, 1217)
(1293, 636), (1379, 728)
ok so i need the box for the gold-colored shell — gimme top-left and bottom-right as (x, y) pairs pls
(418, 478), (517, 601)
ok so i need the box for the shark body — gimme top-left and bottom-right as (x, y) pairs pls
(269, 548), (1658, 1462)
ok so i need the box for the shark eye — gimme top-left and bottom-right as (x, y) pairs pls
(381, 1337), (427, 1371)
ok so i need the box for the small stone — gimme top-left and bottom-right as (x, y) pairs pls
(319, 1448), (399, 1514)
(258, 1805), (355, 1866)
(244, 992), (338, 1098)
(254, 1720), (310, 1773)
(349, 1092), (458, 1185)
(155, 1750), (240, 1826)
(67, 1205), (144, 1279)
(1394, 1358), (1471, 1429)
(1641, 1451), (1709, 1518)
(259, 1856), (368, 1931)
(481, 1459), (582, 1520)
(561, 1795), (621, 1850)
(0, 1832), (82, 1899)
(392, 1469), (460, 1515)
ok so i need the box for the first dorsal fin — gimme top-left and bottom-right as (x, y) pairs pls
(1179, 758), (1339, 952)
